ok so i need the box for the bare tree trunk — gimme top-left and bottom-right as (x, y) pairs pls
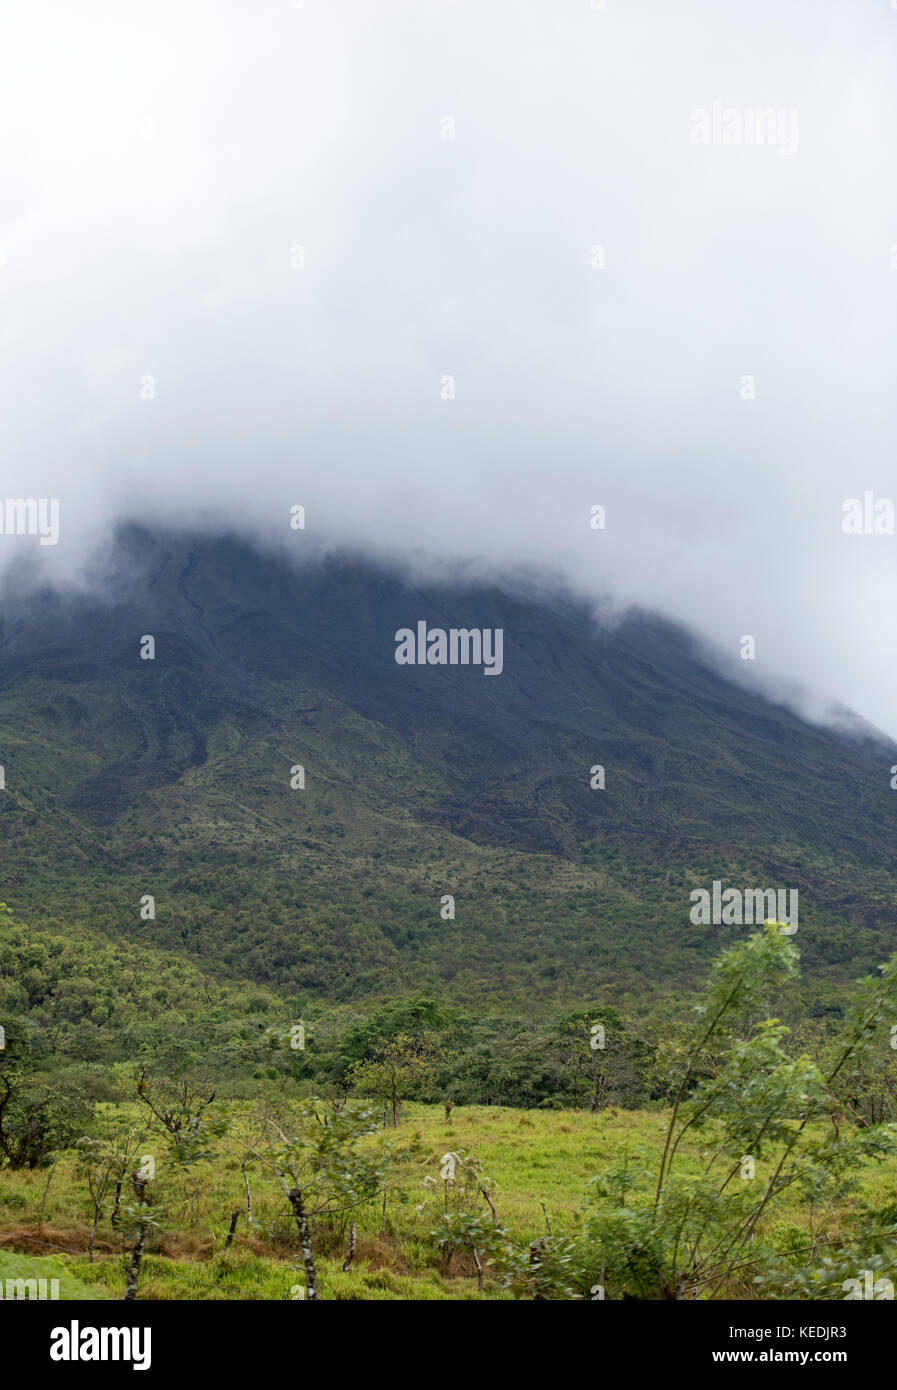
(124, 1224), (148, 1301)
(288, 1187), (318, 1301)
(342, 1220), (357, 1273)
(223, 1208), (240, 1252)
(111, 1175), (123, 1227)
(124, 1175), (148, 1302)
(89, 1210), (100, 1262)
(481, 1187), (498, 1222)
(38, 1155), (60, 1224)
(529, 1239), (548, 1300)
(473, 1246), (484, 1292)
(241, 1163), (253, 1224)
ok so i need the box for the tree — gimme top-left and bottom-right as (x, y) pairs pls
(135, 1070), (225, 1165)
(421, 1149), (498, 1292)
(347, 1032), (439, 1126)
(261, 1100), (387, 1300)
(0, 1070), (93, 1170)
(122, 1170), (163, 1301)
(492, 926), (897, 1300)
(825, 985), (897, 1130)
(75, 1117), (150, 1260)
(554, 1005), (649, 1111)
(598, 928), (897, 1299)
(121, 1072), (225, 1299)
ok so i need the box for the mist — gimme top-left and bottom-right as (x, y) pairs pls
(1, 0), (896, 733)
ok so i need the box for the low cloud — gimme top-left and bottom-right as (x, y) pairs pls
(0, 0), (895, 733)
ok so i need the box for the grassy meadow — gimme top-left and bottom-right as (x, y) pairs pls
(2, 1099), (894, 1301)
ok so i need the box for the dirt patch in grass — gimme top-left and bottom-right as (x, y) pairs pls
(149, 1230), (215, 1260)
(0, 1222), (222, 1265)
(0, 1222), (113, 1256)
(354, 1237), (410, 1274)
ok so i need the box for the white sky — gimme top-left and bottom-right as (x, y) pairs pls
(1, 0), (896, 732)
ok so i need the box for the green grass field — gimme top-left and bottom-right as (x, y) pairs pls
(2, 1101), (893, 1300)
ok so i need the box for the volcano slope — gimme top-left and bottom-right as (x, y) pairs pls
(0, 526), (894, 1018)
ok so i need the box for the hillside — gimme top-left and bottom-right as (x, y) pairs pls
(0, 526), (895, 1018)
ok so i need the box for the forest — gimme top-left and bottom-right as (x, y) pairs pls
(3, 900), (897, 1302)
